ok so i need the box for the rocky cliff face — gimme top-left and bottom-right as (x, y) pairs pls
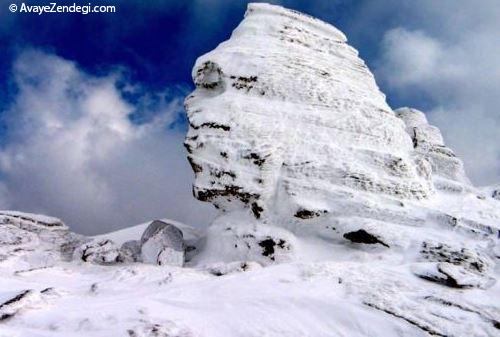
(185, 3), (433, 224)
(185, 3), (500, 335)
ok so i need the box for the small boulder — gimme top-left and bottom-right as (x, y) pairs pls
(120, 240), (141, 262)
(73, 239), (123, 265)
(140, 220), (185, 267)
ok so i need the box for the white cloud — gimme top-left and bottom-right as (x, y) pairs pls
(377, 29), (444, 88)
(374, 1), (500, 185)
(0, 50), (215, 234)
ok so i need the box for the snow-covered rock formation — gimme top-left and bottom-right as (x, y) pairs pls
(183, 2), (500, 335)
(185, 3), (432, 221)
(1, 3), (499, 337)
(395, 107), (471, 191)
(0, 211), (85, 271)
(71, 219), (196, 266)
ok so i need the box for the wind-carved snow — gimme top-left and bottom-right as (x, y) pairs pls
(1, 3), (499, 337)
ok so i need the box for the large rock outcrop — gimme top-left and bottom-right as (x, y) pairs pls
(0, 211), (85, 269)
(185, 1), (498, 255)
(185, 4), (433, 224)
(184, 3), (500, 334)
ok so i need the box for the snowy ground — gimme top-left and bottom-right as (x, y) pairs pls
(0, 218), (499, 337)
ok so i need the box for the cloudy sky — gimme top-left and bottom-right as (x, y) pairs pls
(0, 0), (498, 234)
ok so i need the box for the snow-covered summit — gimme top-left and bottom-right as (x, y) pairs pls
(185, 2), (432, 223)
(185, 1), (498, 256)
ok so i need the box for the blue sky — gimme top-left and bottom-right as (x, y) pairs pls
(0, 0), (498, 234)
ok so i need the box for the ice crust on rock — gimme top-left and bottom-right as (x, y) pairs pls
(185, 2), (499, 266)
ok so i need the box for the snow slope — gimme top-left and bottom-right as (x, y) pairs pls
(1, 3), (499, 337)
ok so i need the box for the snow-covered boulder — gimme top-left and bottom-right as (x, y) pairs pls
(73, 239), (123, 265)
(140, 220), (186, 266)
(120, 240), (141, 262)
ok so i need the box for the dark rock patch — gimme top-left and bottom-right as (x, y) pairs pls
(195, 185), (259, 205)
(200, 122), (231, 131)
(259, 238), (288, 261)
(294, 208), (327, 219)
(187, 156), (203, 173)
(251, 202), (263, 219)
(243, 152), (266, 166)
(343, 229), (389, 248)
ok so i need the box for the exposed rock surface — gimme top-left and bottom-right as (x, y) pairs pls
(140, 220), (186, 266)
(484, 185), (500, 201)
(121, 240), (142, 262)
(73, 239), (124, 265)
